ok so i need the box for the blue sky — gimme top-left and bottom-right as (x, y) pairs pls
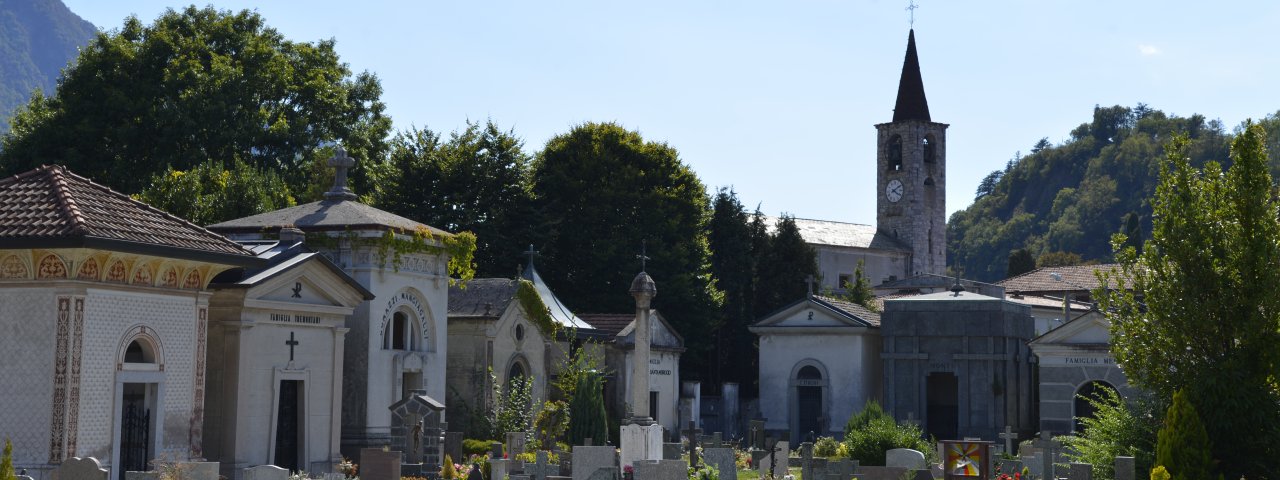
(62, 1), (1280, 226)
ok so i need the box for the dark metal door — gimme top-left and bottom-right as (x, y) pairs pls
(120, 397), (150, 479)
(274, 380), (300, 471)
(798, 386), (822, 442)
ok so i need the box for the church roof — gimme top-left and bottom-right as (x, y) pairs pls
(577, 314), (635, 336)
(448, 278), (519, 318)
(813, 295), (882, 327)
(892, 29), (931, 122)
(762, 216), (911, 251)
(207, 198), (452, 236)
(997, 264), (1124, 294)
(520, 262), (593, 329)
(0, 165), (257, 264)
(209, 240), (374, 299)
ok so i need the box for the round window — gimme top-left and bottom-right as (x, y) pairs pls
(515, 324), (525, 341)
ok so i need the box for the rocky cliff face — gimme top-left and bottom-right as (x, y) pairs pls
(0, 0), (97, 133)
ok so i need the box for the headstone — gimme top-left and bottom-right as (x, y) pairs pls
(445, 432), (465, 465)
(619, 423), (664, 467)
(800, 441), (815, 480)
(703, 448), (737, 480)
(996, 459), (1024, 478)
(360, 447), (403, 480)
(1031, 432), (1062, 480)
(322, 473), (346, 480)
(507, 432), (528, 458)
(1068, 463), (1093, 480)
(558, 449), (573, 477)
(182, 461), (220, 480)
(999, 426), (1018, 456)
(242, 465), (289, 480)
(585, 467), (617, 480)
(757, 441), (789, 480)
(1115, 456), (1136, 480)
(633, 460), (687, 480)
(748, 419), (766, 450)
(1023, 453), (1043, 479)
(572, 446), (618, 480)
(490, 459), (512, 480)
(525, 451), (561, 480)
(824, 459), (855, 480)
(683, 421), (703, 468)
(492, 442), (506, 458)
(885, 448), (927, 470)
(125, 472), (159, 480)
(52, 457), (108, 480)
(662, 443), (682, 460)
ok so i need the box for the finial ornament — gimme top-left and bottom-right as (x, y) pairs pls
(906, 0), (919, 28)
(950, 273), (966, 297)
(324, 146), (358, 201)
(522, 244), (540, 271)
(806, 274), (815, 298)
(636, 240), (651, 272)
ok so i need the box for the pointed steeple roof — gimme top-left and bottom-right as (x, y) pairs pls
(892, 29), (931, 122)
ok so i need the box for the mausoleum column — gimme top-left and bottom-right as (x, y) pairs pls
(628, 270), (656, 425)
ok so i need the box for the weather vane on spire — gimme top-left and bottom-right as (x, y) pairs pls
(906, 0), (919, 28)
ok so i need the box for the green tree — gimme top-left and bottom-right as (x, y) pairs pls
(707, 188), (762, 389)
(1036, 251), (1083, 268)
(1120, 212), (1142, 255)
(1006, 248), (1036, 278)
(754, 215), (818, 316)
(1154, 390), (1213, 480)
(836, 260), (877, 311)
(566, 370), (608, 447)
(374, 121), (536, 277)
(136, 159), (296, 225)
(532, 122), (719, 377)
(841, 400), (934, 467)
(0, 6), (390, 196)
(1099, 124), (1280, 479)
(1, 438), (15, 480)
(1062, 389), (1161, 480)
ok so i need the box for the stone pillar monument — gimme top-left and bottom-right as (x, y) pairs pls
(620, 269), (664, 467)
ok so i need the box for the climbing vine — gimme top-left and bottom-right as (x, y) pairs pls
(515, 279), (559, 337)
(299, 226), (477, 283)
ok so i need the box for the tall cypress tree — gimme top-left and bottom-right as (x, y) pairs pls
(566, 371), (607, 447)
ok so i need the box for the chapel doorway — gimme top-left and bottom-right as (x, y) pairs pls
(118, 383), (153, 480)
(795, 365), (823, 443)
(926, 372), (958, 440)
(274, 380), (303, 472)
(1073, 381), (1116, 432)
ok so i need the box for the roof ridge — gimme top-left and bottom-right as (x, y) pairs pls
(58, 167), (253, 255)
(45, 165), (90, 235)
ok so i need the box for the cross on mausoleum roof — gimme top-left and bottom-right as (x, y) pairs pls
(324, 146), (358, 201)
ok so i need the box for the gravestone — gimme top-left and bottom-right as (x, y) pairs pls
(445, 432), (465, 464)
(758, 441), (789, 480)
(748, 419), (766, 450)
(633, 460), (687, 480)
(886, 448), (927, 470)
(322, 473), (346, 480)
(683, 421), (702, 468)
(524, 451), (560, 480)
(999, 426), (1019, 456)
(996, 459), (1024, 478)
(242, 465), (289, 480)
(824, 459), (855, 480)
(662, 443), (682, 460)
(124, 472), (158, 480)
(490, 458), (512, 480)
(800, 441), (815, 480)
(558, 449), (573, 477)
(52, 457), (108, 480)
(585, 467), (618, 480)
(703, 448), (737, 480)
(507, 432), (528, 458)
(1031, 432), (1062, 480)
(572, 446), (617, 480)
(361, 447), (403, 480)
(492, 442), (505, 459)
(1115, 456), (1136, 480)
(1068, 463), (1093, 480)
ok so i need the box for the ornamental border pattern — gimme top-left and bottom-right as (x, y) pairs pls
(189, 305), (208, 457)
(48, 296), (70, 463)
(66, 297), (85, 457)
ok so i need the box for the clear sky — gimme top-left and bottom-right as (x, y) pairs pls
(61, 1), (1280, 226)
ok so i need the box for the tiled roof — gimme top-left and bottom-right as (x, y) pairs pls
(577, 314), (635, 336)
(814, 295), (882, 327)
(448, 278), (520, 318)
(997, 264), (1125, 294)
(762, 215), (910, 251)
(0, 165), (255, 262)
(209, 240), (374, 299)
(208, 199), (452, 236)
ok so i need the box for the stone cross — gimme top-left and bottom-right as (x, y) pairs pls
(285, 331), (300, 362)
(324, 146), (358, 201)
(1031, 432), (1061, 480)
(800, 441), (815, 480)
(999, 426), (1018, 455)
(806, 274), (815, 297)
(906, 0), (919, 28)
(523, 244), (540, 270)
(636, 242), (650, 271)
(683, 421), (702, 467)
(525, 451), (559, 480)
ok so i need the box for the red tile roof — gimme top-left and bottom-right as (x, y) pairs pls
(577, 313), (636, 336)
(0, 165), (255, 262)
(997, 264), (1126, 294)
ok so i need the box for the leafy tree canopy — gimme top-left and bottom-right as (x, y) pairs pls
(1099, 123), (1280, 478)
(0, 6), (390, 196)
(136, 158), (295, 225)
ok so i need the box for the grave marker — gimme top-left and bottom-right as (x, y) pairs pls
(1068, 463), (1093, 480)
(683, 421), (702, 468)
(571, 446), (617, 480)
(999, 426), (1018, 455)
(524, 451), (560, 480)
(242, 465), (288, 480)
(1030, 432), (1061, 480)
(360, 447), (403, 480)
(52, 457), (108, 480)
(1115, 456), (1136, 480)
(703, 448), (737, 480)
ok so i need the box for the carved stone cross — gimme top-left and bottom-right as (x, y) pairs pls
(683, 421), (702, 467)
(999, 426), (1018, 455)
(1032, 431), (1061, 480)
(324, 146), (358, 200)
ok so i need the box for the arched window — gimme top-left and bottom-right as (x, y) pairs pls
(509, 362), (526, 382)
(797, 365), (822, 380)
(888, 135), (903, 171)
(125, 340), (154, 363)
(1074, 381), (1118, 432)
(923, 135), (936, 163)
(386, 311), (416, 351)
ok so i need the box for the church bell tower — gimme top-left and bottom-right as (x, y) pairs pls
(876, 29), (948, 276)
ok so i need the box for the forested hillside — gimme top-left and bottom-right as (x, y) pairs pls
(0, 0), (96, 133)
(948, 105), (1280, 282)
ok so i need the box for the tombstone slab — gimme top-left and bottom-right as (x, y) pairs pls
(758, 441), (789, 480)
(360, 448), (403, 480)
(124, 472), (159, 480)
(886, 448), (927, 470)
(1115, 456), (1136, 480)
(585, 467), (618, 480)
(633, 460), (687, 480)
(662, 443), (682, 461)
(507, 432), (529, 458)
(242, 465), (289, 480)
(1068, 463), (1093, 480)
(572, 446), (617, 480)
(703, 448), (737, 480)
(490, 458), (512, 480)
(619, 423), (663, 467)
(52, 457), (108, 480)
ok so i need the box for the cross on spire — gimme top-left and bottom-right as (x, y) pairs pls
(324, 146), (358, 201)
(285, 331), (300, 362)
(636, 240), (651, 272)
(522, 244), (540, 271)
(906, 0), (919, 28)
(806, 274), (815, 298)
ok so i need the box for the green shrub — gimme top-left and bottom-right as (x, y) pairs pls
(440, 454), (458, 479)
(813, 436), (841, 458)
(1, 438), (16, 480)
(841, 416), (933, 466)
(1061, 388), (1162, 480)
(567, 370), (608, 447)
(1155, 390), (1213, 480)
(532, 400), (570, 450)
(463, 439), (496, 457)
(514, 451), (559, 465)
(1150, 465), (1170, 480)
(844, 399), (892, 436)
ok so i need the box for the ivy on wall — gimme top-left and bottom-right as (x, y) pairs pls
(300, 226), (477, 283)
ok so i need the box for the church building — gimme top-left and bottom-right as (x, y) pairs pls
(208, 149), (457, 461)
(0, 165), (259, 480)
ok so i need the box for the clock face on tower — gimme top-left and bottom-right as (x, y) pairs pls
(886, 179), (904, 203)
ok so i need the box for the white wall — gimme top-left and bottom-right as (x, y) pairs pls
(0, 288), (58, 466)
(758, 330), (881, 439)
(815, 246), (909, 292)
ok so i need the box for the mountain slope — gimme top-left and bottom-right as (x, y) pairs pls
(0, 0), (96, 132)
(948, 105), (1280, 282)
